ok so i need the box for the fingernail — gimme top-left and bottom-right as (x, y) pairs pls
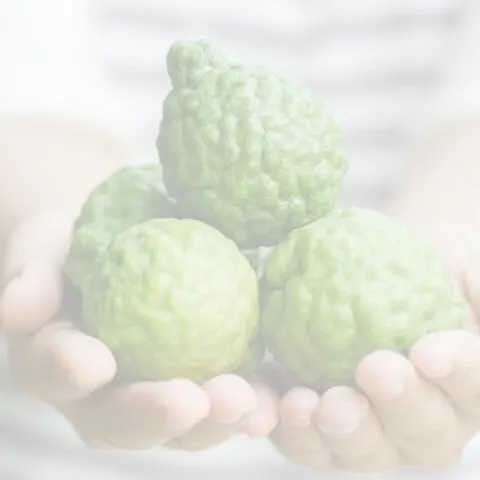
(317, 400), (366, 437)
(372, 376), (405, 401)
(216, 410), (245, 424)
(422, 358), (453, 379)
(414, 346), (454, 379)
(245, 413), (276, 437)
(290, 414), (311, 428)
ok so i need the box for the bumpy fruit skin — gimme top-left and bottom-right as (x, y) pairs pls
(82, 218), (261, 383)
(157, 40), (348, 248)
(65, 164), (176, 290)
(260, 208), (469, 388)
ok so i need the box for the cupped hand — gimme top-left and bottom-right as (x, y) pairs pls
(270, 225), (480, 474)
(1, 211), (278, 451)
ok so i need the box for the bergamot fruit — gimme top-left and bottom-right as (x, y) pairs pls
(65, 164), (176, 290)
(157, 40), (348, 248)
(82, 218), (261, 383)
(260, 207), (469, 389)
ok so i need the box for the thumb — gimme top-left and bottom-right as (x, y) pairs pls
(1, 209), (76, 334)
(457, 234), (480, 333)
(2, 209), (76, 285)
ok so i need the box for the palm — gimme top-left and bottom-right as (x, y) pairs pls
(270, 227), (480, 474)
(1, 211), (278, 450)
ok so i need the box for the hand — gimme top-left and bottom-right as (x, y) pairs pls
(270, 222), (480, 474)
(1, 211), (278, 450)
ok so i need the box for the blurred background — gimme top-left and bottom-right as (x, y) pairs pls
(1, 0), (480, 478)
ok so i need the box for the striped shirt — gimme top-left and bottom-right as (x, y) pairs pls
(1, 1), (480, 479)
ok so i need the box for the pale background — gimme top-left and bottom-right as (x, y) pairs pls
(2, 0), (480, 478)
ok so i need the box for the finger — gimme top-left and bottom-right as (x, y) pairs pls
(313, 386), (398, 473)
(242, 382), (279, 437)
(356, 350), (461, 468)
(171, 374), (257, 451)
(272, 387), (331, 469)
(65, 379), (211, 450)
(8, 320), (116, 403)
(1, 210), (75, 334)
(2, 210), (74, 285)
(410, 330), (480, 428)
(462, 238), (480, 323)
(2, 260), (63, 334)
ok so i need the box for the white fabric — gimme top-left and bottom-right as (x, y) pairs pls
(417, 0), (480, 138)
(0, 0), (134, 153)
(1, 1), (480, 478)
